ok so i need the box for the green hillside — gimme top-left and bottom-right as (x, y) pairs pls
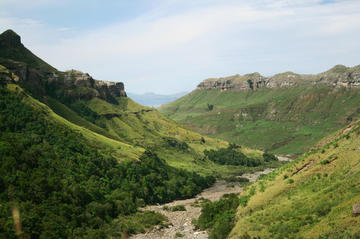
(0, 29), (278, 238)
(160, 69), (360, 156)
(0, 83), (217, 238)
(0, 29), (261, 177)
(228, 119), (360, 238)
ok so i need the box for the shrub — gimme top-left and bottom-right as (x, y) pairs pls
(314, 202), (332, 217)
(164, 137), (189, 151)
(195, 194), (239, 239)
(204, 146), (261, 166)
(225, 176), (249, 183)
(321, 160), (330, 165)
(175, 232), (184, 238)
(170, 205), (186, 212)
(207, 104), (214, 111)
(263, 152), (279, 162)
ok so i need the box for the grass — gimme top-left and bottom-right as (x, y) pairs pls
(81, 94), (269, 177)
(7, 84), (143, 161)
(6, 82), (266, 178)
(160, 84), (360, 156)
(228, 120), (360, 238)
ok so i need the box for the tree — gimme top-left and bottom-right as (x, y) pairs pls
(247, 79), (253, 90)
(207, 104), (214, 111)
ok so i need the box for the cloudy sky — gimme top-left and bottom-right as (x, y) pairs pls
(1, 0), (359, 94)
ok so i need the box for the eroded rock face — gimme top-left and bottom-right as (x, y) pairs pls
(197, 65), (360, 91)
(64, 70), (127, 99)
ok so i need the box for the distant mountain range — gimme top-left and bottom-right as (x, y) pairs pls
(127, 92), (188, 107)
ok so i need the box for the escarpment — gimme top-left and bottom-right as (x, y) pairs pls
(197, 65), (360, 91)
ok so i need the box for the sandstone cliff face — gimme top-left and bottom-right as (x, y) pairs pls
(60, 70), (127, 99)
(197, 65), (360, 91)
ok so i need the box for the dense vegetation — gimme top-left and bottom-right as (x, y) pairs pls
(195, 193), (240, 239)
(204, 147), (260, 166)
(203, 144), (277, 166)
(0, 85), (214, 239)
(262, 152), (278, 162)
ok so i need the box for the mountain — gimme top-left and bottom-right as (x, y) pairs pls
(0, 29), (55, 72)
(127, 92), (187, 107)
(159, 66), (360, 156)
(0, 29), (228, 172)
(0, 29), (270, 238)
(229, 119), (360, 238)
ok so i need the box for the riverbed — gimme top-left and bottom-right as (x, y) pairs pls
(131, 168), (276, 239)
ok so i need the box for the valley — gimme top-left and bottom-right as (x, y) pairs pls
(1, 26), (359, 239)
(0, 30), (281, 238)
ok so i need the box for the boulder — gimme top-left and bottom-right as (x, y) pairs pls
(352, 203), (360, 217)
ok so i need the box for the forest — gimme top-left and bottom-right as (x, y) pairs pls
(0, 85), (214, 238)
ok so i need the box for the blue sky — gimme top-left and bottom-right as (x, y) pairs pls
(1, 0), (360, 94)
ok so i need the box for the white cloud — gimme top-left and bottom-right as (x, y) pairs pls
(1, 0), (360, 93)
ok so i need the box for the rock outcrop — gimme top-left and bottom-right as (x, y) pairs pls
(197, 65), (360, 91)
(62, 70), (127, 99)
(353, 203), (360, 217)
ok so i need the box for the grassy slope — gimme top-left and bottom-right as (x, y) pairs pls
(0, 29), (266, 177)
(229, 120), (360, 239)
(83, 96), (264, 176)
(7, 83), (262, 177)
(160, 84), (360, 155)
(6, 84), (143, 161)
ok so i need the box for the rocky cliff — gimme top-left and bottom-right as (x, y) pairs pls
(0, 29), (126, 102)
(197, 65), (360, 91)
